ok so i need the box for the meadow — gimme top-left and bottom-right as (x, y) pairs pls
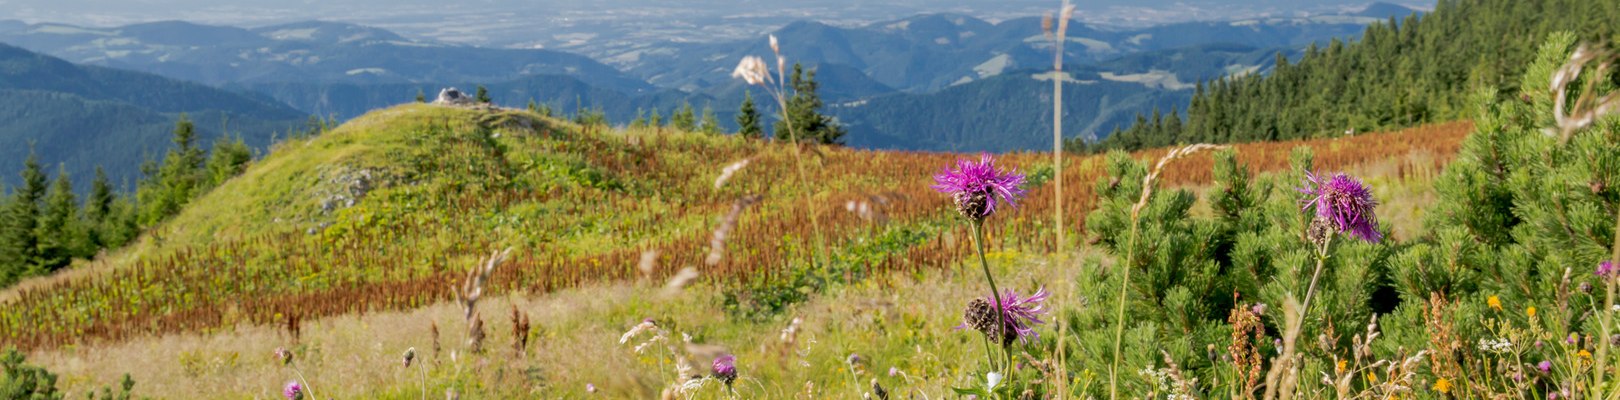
(3, 33), (1618, 400)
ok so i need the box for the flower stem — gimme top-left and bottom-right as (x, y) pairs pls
(292, 363), (317, 400)
(1107, 214), (1141, 400)
(418, 362), (428, 400)
(1300, 234), (1334, 325)
(1596, 210), (1620, 399)
(970, 220), (1009, 376)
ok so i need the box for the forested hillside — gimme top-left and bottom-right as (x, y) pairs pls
(0, 43), (307, 191)
(1084, 0), (1620, 151)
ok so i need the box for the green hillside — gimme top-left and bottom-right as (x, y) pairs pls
(1088, 0), (1620, 151)
(0, 102), (989, 350)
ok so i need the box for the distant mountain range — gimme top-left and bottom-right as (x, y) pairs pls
(0, 20), (651, 93)
(0, 43), (307, 191)
(0, 2), (1420, 182)
(617, 9), (1399, 95)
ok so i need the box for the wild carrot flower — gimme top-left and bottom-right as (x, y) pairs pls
(933, 154), (1026, 221)
(1298, 171), (1381, 243)
(713, 354), (738, 386)
(284, 381), (304, 400)
(960, 288), (1050, 346)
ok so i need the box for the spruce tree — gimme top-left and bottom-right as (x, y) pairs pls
(86, 167), (113, 247)
(699, 105), (722, 135)
(35, 168), (82, 272)
(2, 152), (47, 279)
(737, 91), (763, 139)
(672, 102), (697, 132)
(648, 108), (663, 129)
(204, 136), (252, 189)
(774, 63), (846, 144)
(138, 116), (205, 226)
(475, 85), (492, 104)
(630, 109), (648, 128)
(415, 89), (426, 103)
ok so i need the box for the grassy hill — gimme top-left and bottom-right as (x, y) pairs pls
(1, 97), (1470, 373)
(1, 100), (1478, 397)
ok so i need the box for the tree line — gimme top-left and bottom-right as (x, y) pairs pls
(1076, 0), (1620, 152)
(0, 116), (278, 287)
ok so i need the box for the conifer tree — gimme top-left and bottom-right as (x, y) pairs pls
(672, 102), (697, 132)
(774, 63), (846, 144)
(737, 91), (763, 139)
(204, 136), (252, 189)
(415, 89), (426, 103)
(86, 167), (113, 247)
(138, 116), (205, 226)
(699, 105), (722, 135)
(2, 152), (47, 279)
(475, 85), (492, 104)
(648, 108), (663, 129)
(35, 168), (83, 272)
(630, 109), (648, 128)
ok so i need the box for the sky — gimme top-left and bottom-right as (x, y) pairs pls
(1, 0), (1413, 28)
(0, 0), (1426, 51)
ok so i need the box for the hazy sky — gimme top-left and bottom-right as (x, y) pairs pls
(1, 0), (1415, 27)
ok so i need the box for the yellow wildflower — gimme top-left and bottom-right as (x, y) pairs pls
(1433, 377), (1452, 394)
(1487, 295), (1502, 311)
(1337, 359), (1348, 373)
(1527, 306), (1537, 318)
(1366, 371), (1378, 383)
(1579, 349), (1592, 359)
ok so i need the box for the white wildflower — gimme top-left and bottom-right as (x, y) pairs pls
(1477, 338), (1513, 353)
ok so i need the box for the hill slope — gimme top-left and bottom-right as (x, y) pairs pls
(0, 43), (308, 190)
(0, 102), (1474, 351)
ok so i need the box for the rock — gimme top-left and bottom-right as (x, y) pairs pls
(435, 87), (475, 105)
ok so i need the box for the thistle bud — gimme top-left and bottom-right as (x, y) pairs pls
(274, 347), (293, 366)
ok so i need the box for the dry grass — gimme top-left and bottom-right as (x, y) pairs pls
(30, 248), (1090, 399)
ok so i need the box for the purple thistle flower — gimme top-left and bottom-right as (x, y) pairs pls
(712, 354), (738, 386)
(1538, 360), (1552, 373)
(283, 381), (303, 400)
(958, 287), (1050, 346)
(932, 153), (1026, 221)
(1598, 261), (1614, 278)
(1298, 171), (1382, 243)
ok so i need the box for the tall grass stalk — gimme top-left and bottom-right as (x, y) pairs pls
(1050, 0), (1073, 256)
(1107, 144), (1223, 399)
(1106, 215), (1140, 400)
(735, 38), (830, 269)
(1046, 3), (1075, 395)
(1600, 210), (1618, 399)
